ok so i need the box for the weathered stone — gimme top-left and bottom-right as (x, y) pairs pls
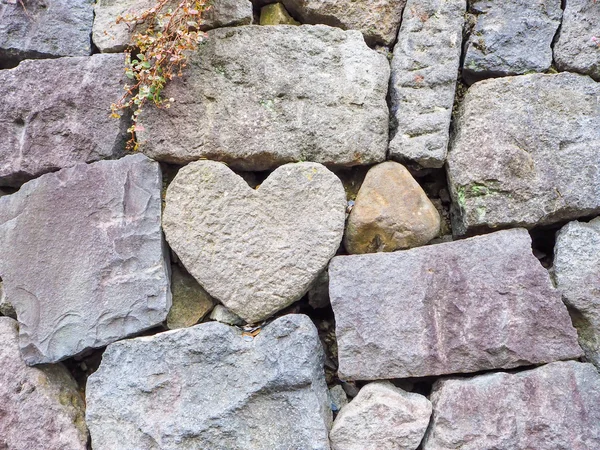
(278, 0), (406, 45)
(389, 0), (465, 168)
(0, 0), (93, 66)
(163, 161), (346, 323)
(422, 361), (600, 449)
(554, 217), (600, 369)
(0, 54), (127, 187)
(138, 25), (390, 171)
(330, 228), (582, 380)
(166, 265), (214, 330)
(260, 3), (300, 25)
(86, 314), (332, 449)
(329, 385), (348, 413)
(447, 73), (600, 236)
(0, 281), (15, 319)
(93, 0), (253, 53)
(330, 381), (432, 450)
(463, 0), (562, 84)
(0, 154), (171, 365)
(0, 318), (88, 450)
(344, 162), (440, 254)
(554, 0), (600, 81)
(210, 304), (245, 326)
(309, 270), (330, 309)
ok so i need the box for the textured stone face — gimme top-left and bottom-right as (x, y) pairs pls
(330, 229), (582, 380)
(163, 161), (346, 323)
(93, 0), (253, 53)
(0, 54), (127, 187)
(330, 381), (432, 450)
(0, 154), (171, 365)
(345, 162), (440, 254)
(138, 25), (390, 170)
(422, 361), (600, 450)
(0, 0), (93, 65)
(260, 3), (300, 25)
(554, 217), (600, 369)
(86, 314), (332, 450)
(447, 73), (600, 236)
(554, 0), (600, 81)
(166, 265), (214, 330)
(0, 318), (88, 450)
(463, 0), (562, 84)
(389, 0), (465, 168)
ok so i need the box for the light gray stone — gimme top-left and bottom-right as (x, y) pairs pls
(0, 281), (16, 319)
(93, 0), (253, 53)
(389, 0), (465, 168)
(554, 0), (600, 81)
(86, 314), (332, 450)
(422, 361), (600, 450)
(138, 25), (390, 171)
(210, 304), (245, 326)
(554, 217), (600, 369)
(0, 54), (127, 187)
(0, 154), (171, 365)
(463, 0), (562, 84)
(163, 161), (346, 323)
(329, 385), (348, 413)
(279, 0), (406, 45)
(0, 0), (93, 65)
(166, 265), (214, 330)
(330, 381), (431, 450)
(0, 317), (88, 450)
(447, 73), (600, 236)
(330, 228), (582, 380)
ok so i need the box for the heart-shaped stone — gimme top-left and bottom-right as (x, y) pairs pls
(163, 161), (346, 323)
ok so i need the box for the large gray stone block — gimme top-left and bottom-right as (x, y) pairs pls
(330, 228), (582, 380)
(388, 0), (465, 168)
(0, 154), (171, 365)
(138, 25), (390, 170)
(422, 361), (600, 449)
(0, 54), (127, 187)
(447, 73), (600, 236)
(86, 314), (332, 450)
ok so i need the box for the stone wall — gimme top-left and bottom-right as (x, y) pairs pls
(0, 0), (599, 448)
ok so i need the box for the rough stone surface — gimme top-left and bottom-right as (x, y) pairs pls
(554, 0), (600, 81)
(0, 318), (88, 450)
(0, 0), (93, 65)
(330, 381), (432, 450)
(163, 161), (346, 323)
(422, 361), (600, 449)
(463, 0), (562, 84)
(330, 228), (582, 380)
(447, 73), (600, 236)
(260, 3), (300, 25)
(0, 54), (127, 187)
(86, 314), (332, 450)
(345, 162), (440, 254)
(93, 0), (253, 53)
(166, 265), (214, 330)
(329, 385), (348, 413)
(138, 25), (390, 171)
(210, 304), (245, 326)
(389, 0), (465, 168)
(278, 0), (406, 46)
(0, 154), (171, 365)
(0, 281), (16, 319)
(554, 217), (600, 368)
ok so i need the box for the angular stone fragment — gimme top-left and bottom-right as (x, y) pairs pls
(163, 161), (346, 323)
(210, 304), (245, 326)
(138, 25), (390, 170)
(0, 318), (88, 450)
(166, 265), (214, 330)
(331, 381), (431, 450)
(422, 361), (600, 449)
(260, 3), (300, 25)
(330, 229), (582, 380)
(86, 314), (332, 449)
(463, 0), (562, 84)
(0, 281), (16, 319)
(0, 0), (93, 66)
(554, 217), (600, 368)
(344, 162), (440, 253)
(0, 154), (171, 365)
(447, 73), (600, 236)
(329, 385), (348, 413)
(93, 0), (253, 53)
(554, 0), (600, 81)
(389, 0), (465, 168)
(0, 54), (127, 187)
